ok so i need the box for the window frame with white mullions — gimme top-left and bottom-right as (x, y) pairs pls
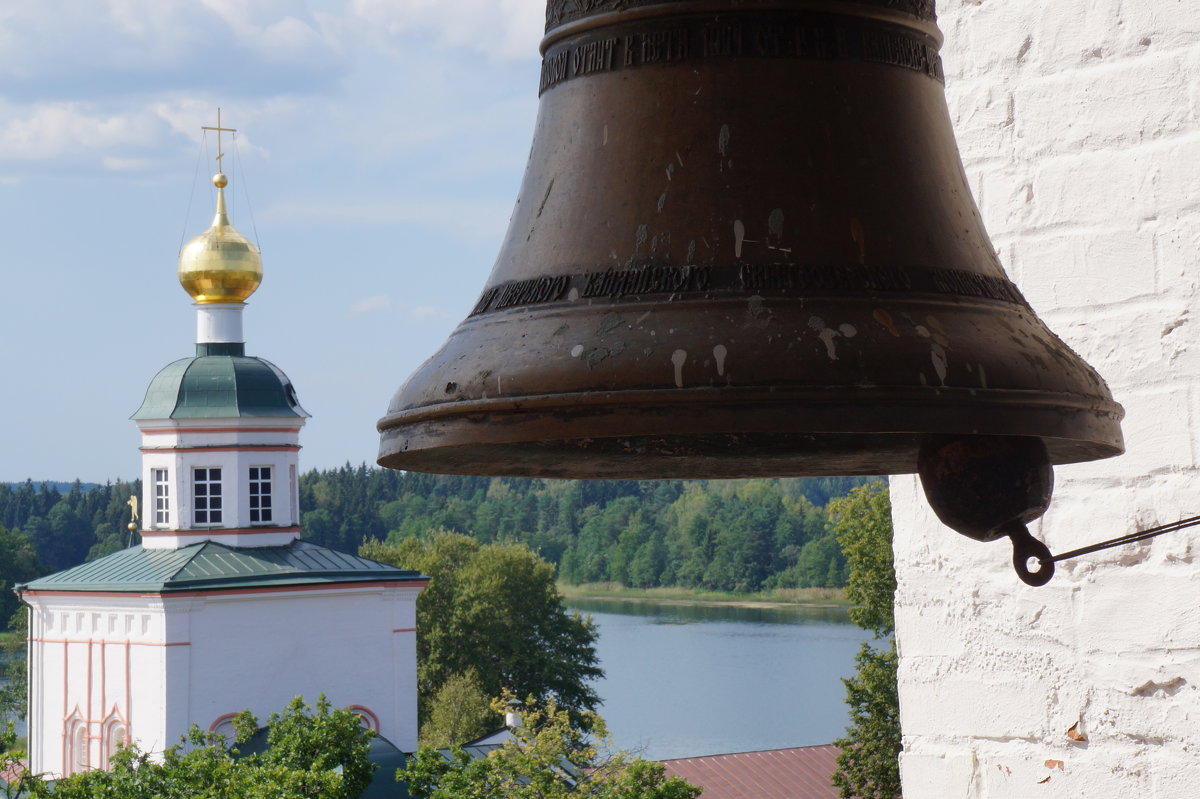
(248, 466), (273, 525)
(152, 467), (171, 528)
(192, 467), (224, 527)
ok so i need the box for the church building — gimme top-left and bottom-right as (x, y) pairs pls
(17, 139), (425, 779)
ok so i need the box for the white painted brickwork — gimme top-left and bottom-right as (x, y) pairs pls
(892, 1), (1200, 796)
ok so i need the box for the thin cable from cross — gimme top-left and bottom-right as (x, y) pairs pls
(1043, 514), (1200, 564)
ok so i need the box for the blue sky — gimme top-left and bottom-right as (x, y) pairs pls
(0, 0), (546, 482)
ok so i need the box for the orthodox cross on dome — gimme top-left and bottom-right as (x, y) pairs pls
(201, 108), (238, 175)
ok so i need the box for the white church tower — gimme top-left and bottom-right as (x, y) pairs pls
(19, 122), (424, 778)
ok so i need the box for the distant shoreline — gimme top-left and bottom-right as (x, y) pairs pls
(557, 582), (850, 610)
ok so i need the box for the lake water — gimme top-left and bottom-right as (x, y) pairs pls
(566, 598), (872, 761)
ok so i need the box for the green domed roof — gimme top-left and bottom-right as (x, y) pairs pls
(133, 350), (308, 420)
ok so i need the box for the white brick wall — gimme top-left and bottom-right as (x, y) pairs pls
(893, 1), (1200, 796)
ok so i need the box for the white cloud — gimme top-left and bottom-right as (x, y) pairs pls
(349, 0), (543, 60)
(352, 294), (392, 313)
(0, 0), (540, 106)
(410, 306), (439, 321)
(151, 96), (293, 155)
(0, 97), (283, 175)
(0, 0), (351, 103)
(0, 102), (163, 162)
(0, 0), (540, 181)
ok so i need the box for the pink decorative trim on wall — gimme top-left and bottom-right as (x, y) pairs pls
(139, 445), (299, 454)
(31, 637), (190, 647)
(62, 710), (84, 776)
(142, 426), (301, 435)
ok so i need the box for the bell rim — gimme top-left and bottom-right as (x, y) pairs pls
(377, 432), (1124, 479)
(378, 384), (1124, 478)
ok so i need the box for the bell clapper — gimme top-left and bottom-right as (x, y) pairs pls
(918, 434), (1058, 586)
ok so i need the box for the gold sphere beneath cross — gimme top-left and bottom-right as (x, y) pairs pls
(179, 173), (263, 304)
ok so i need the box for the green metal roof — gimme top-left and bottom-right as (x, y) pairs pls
(361, 737), (414, 799)
(21, 540), (424, 594)
(132, 353), (308, 420)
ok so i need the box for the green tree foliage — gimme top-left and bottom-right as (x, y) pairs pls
(251, 695), (377, 797)
(0, 721), (14, 757)
(42, 504), (92, 572)
(361, 533), (602, 726)
(0, 525), (40, 631)
(829, 483), (901, 799)
(834, 643), (900, 799)
(22, 696), (373, 799)
(297, 467), (872, 593)
(399, 697), (701, 799)
(3, 719), (36, 799)
(0, 609), (28, 723)
(420, 671), (497, 748)
(831, 483), (897, 637)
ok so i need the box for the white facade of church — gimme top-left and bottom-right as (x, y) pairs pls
(24, 582), (420, 777)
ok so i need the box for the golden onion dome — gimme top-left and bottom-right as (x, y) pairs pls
(178, 173), (263, 303)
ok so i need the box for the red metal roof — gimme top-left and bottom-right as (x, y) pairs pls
(1, 758), (27, 786)
(661, 745), (842, 799)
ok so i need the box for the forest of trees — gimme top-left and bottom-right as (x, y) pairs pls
(297, 468), (876, 594)
(0, 480), (139, 569)
(0, 470), (878, 633)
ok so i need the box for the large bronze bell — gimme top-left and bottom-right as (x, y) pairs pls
(378, 0), (1124, 577)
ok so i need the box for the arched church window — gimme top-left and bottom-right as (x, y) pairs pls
(108, 723), (128, 758)
(347, 705), (380, 732)
(71, 722), (87, 774)
(209, 713), (239, 741)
